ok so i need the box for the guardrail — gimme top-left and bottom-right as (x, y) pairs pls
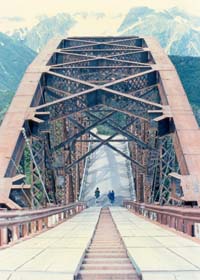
(0, 202), (86, 247)
(124, 200), (200, 237)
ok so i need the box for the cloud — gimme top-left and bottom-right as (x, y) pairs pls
(0, 16), (25, 22)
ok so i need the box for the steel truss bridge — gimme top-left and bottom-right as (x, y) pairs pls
(0, 35), (200, 212)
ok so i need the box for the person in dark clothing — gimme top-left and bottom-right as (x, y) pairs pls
(95, 187), (100, 200)
(108, 190), (115, 204)
(110, 190), (115, 204)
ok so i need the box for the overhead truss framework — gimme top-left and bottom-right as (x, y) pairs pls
(0, 36), (200, 209)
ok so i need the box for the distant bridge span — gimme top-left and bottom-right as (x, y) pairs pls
(0, 36), (199, 210)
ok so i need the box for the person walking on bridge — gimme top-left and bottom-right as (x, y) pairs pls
(110, 190), (115, 204)
(95, 187), (100, 202)
(108, 190), (115, 204)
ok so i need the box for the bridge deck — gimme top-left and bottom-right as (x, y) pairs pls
(111, 207), (200, 280)
(0, 208), (100, 280)
(1, 207), (200, 279)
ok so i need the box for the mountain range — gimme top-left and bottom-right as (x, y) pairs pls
(0, 6), (200, 124)
(11, 13), (76, 52)
(4, 7), (200, 56)
(118, 7), (200, 56)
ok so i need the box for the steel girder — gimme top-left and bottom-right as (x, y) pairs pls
(0, 36), (200, 210)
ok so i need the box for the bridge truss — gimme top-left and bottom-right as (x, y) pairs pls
(0, 36), (199, 209)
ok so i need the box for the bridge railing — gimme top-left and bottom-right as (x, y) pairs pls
(0, 202), (86, 247)
(124, 200), (200, 238)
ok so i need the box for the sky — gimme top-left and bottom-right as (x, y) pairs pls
(0, 0), (200, 33)
(1, 0), (200, 18)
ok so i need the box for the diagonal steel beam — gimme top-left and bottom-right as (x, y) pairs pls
(67, 36), (140, 47)
(42, 74), (161, 111)
(67, 116), (144, 169)
(56, 50), (95, 60)
(48, 66), (154, 94)
(36, 86), (162, 121)
(86, 111), (147, 149)
(36, 87), (96, 111)
(49, 57), (98, 68)
(101, 69), (155, 88)
(52, 111), (116, 151)
(48, 67), (157, 99)
(65, 133), (144, 172)
(45, 86), (71, 97)
(60, 42), (102, 51)
(45, 70), (96, 88)
(50, 54), (148, 69)
(105, 50), (147, 59)
(101, 87), (162, 109)
(97, 56), (151, 67)
(64, 38), (99, 44)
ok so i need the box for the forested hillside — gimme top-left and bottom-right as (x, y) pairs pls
(0, 32), (36, 121)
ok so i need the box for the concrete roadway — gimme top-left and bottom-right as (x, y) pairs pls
(1, 207), (200, 279)
(80, 135), (136, 207)
(0, 208), (100, 280)
(111, 207), (200, 280)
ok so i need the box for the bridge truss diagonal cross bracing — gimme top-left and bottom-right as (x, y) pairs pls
(0, 36), (200, 210)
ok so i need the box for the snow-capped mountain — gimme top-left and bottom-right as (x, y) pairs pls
(118, 7), (200, 56)
(8, 7), (200, 56)
(11, 13), (76, 52)
(10, 12), (123, 52)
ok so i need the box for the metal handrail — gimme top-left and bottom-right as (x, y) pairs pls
(124, 200), (200, 219)
(124, 200), (200, 237)
(0, 203), (86, 227)
(0, 202), (86, 247)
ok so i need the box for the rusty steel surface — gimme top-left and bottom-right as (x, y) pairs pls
(0, 38), (62, 209)
(145, 38), (200, 202)
(0, 36), (199, 210)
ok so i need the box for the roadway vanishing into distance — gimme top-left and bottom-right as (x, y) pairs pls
(1, 207), (200, 279)
(80, 134), (136, 207)
(0, 143), (200, 279)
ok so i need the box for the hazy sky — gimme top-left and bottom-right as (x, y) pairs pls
(0, 0), (200, 34)
(1, 0), (200, 18)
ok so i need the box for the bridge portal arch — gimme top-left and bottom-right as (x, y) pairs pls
(0, 36), (199, 209)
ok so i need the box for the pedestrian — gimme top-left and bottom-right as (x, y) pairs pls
(95, 187), (100, 201)
(110, 190), (115, 204)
